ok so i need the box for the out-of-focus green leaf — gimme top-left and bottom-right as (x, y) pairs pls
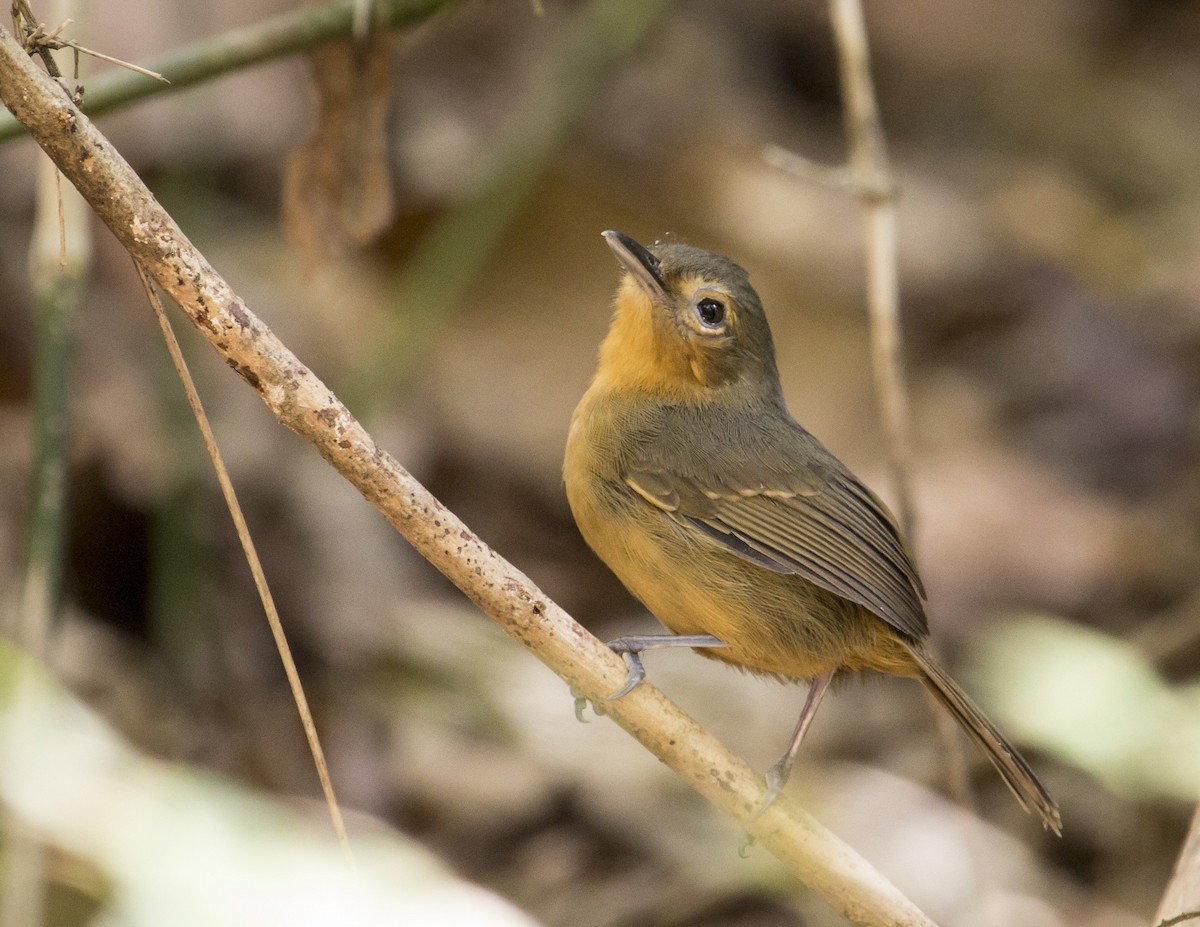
(0, 639), (543, 927)
(972, 613), (1200, 800)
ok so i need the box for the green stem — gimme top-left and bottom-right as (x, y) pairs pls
(22, 275), (79, 618)
(19, 168), (90, 647)
(0, 0), (459, 144)
(3, 159), (89, 927)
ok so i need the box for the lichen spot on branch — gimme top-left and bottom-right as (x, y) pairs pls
(130, 214), (152, 243)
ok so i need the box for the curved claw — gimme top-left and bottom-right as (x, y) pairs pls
(758, 761), (788, 816)
(603, 634), (724, 700)
(609, 651), (646, 699)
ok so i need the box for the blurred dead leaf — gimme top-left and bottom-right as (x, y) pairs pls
(282, 37), (395, 268)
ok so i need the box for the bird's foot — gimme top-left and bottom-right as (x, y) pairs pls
(603, 634), (726, 699)
(606, 642), (647, 699)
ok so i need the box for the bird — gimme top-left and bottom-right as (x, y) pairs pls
(563, 229), (1061, 833)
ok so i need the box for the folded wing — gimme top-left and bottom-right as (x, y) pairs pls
(625, 464), (927, 640)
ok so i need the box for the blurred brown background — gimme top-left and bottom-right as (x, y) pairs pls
(2, 0), (1199, 924)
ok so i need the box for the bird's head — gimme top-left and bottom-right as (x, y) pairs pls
(596, 230), (782, 403)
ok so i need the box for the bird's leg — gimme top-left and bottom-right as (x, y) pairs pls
(761, 669), (836, 810)
(605, 634), (726, 699)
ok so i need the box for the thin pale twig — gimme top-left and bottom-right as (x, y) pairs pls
(12, 0), (63, 78)
(58, 39), (168, 82)
(15, 7), (165, 100)
(762, 142), (865, 194)
(23, 20), (170, 84)
(827, 0), (990, 894)
(133, 263), (353, 866)
(828, 0), (915, 540)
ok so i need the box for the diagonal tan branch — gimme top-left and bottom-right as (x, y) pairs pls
(133, 263), (353, 864)
(0, 22), (936, 927)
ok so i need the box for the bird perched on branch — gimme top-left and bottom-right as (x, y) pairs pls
(564, 230), (1060, 834)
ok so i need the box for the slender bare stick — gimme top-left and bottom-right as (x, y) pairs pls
(132, 264), (353, 864)
(770, 0), (992, 878)
(0, 23), (938, 926)
(825, 1), (999, 896)
(761, 143), (858, 193)
(828, 0), (915, 539)
(55, 40), (169, 82)
(12, 0), (63, 79)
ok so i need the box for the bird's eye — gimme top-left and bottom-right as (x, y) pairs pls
(696, 297), (725, 327)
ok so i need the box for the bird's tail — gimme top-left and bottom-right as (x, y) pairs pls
(907, 645), (1062, 835)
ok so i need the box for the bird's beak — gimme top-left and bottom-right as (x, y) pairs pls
(603, 230), (665, 298)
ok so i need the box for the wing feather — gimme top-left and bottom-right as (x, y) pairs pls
(627, 466), (927, 639)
